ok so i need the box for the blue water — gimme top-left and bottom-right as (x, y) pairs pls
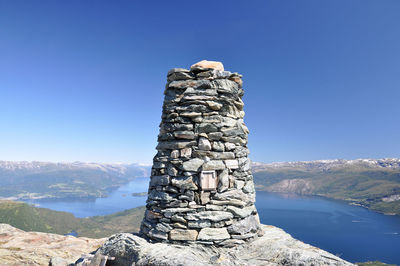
(26, 177), (148, 217)
(25, 179), (400, 264)
(255, 191), (400, 264)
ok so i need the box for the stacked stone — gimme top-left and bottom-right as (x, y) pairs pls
(140, 60), (262, 247)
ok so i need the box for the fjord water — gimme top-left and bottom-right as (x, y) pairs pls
(26, 179), (400, 264)
(255, 191), (400, 264)
(26, 177), (149, 218)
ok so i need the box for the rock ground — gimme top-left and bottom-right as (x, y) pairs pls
(98, 224), (354, 266)
(0, 224), (105, 266)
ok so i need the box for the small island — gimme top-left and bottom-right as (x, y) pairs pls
(131, 192), (147, 197)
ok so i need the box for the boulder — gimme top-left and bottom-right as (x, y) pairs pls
(191, 60), (224, 71)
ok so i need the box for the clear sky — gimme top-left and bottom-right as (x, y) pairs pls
(0, 0), (399, 164)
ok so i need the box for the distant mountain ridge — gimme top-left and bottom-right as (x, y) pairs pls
(253, 158), (400, 170)
(0, 160), (150, 174)
(252, 158), (400, 215)
(0, 161), (151, 200)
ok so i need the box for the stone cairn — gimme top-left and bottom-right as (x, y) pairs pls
(140, 60), (262, 247)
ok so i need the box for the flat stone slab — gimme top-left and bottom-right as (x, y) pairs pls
(96, 224), (354, 266)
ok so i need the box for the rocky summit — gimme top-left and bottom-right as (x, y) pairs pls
(141, 60), (262, 246)
(96, 224), (353, 266)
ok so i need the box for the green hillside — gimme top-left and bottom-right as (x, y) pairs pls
(0, 200), (144, 238)
(253, 161), (400, 215)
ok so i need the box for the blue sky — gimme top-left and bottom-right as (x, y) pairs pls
(0, 0), (399, 164)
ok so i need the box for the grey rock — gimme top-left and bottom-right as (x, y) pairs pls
(180, 147), (192, 158)
(157, 140), (196, 150)
(225, 142), (236, 151)
(171, 214), (187, 223)
(174, 131), (195, 140)
(243, 181), (255, 193)
(227, 215), (260, 235)
(180, 112), (202, 118)
(171, 176), (198, 190)
(202, 160), (225, 170)
(234, 146), (249, 157)
(148, 190), (174, 201)
(221, 127), (245, 137)
(198, 137), (211, 151)
(150, 175), (170, 187)
(167, 68), (190, 76)
(170, 150), (179, 159)
(167, 165), (178, 176)
(162, 207), (193, 217)
(217, 169), (229, 192)
(200, 191), (210, 205)
(215, 152), (235, 160)
(206, 101), (223, 110)
(198, 228), (230, 241)
(145, 210), (162, 221)
(212, 141), (225, 151)
(208, 132), (223, 140)
(221, 136), (247, 145)
(172, 222), (187, 229)
(156, 222), (173, 233)
(225, 159), (239, 169)
(152, 161), (166, 169)
(197, 70), (231, 80)
(188, 220), (211, 229)
(226, 205), (255, 218)
(213, 189), (254, 203)
(192, 150), (234, 160)
(231, 232), (257, 240)
(186, 211), (233, 222)
(99, 225), (353, 266)
(217, 239), (245, 247)
(182, 158), (204, 171)
(235, 180), (245, 189)
(168, 79), (211, 90)
(210, 199), (246, 207)
(168, 71), (195, 82)
(205, 204), (224, 211)
(148, 228), (168, 240)
(196, 123), (218, 133)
